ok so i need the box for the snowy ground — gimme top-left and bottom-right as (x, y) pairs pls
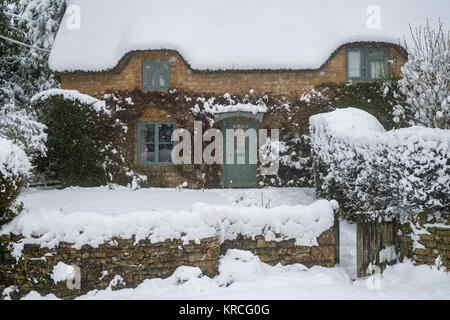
(5, 187), (450, 299)
(17, 186), (316, 214)
(22, 248), (449, 300)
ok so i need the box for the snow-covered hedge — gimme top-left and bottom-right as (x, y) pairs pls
(310, 108), (450, 218)
(31, 89), (145, 188)
(31, 89), (110, 115)
(0, 138), (31, 216)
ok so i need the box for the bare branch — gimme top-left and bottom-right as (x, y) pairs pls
(0, 34), (50, 52)
(4, 12), (33, 22)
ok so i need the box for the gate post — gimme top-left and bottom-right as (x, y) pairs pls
(333, 208), (340, 265)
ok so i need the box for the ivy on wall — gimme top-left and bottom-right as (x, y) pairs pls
(318, 80), (406, 130)
(29, 82), (402, 189)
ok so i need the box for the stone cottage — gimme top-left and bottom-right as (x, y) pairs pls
(48, 0), (408, 188)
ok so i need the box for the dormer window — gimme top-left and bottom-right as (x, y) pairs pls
(346, 48), (389, 80)
(142, 60), (171, 90)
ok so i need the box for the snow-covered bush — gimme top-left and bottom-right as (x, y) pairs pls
(0, 0), (65, 192)
(0, 100), (47, 157)
(394, 21), (449, 129)
(0, 0), (62, 217)
(322, 81), (406, 130)
(1, 0), (66, 106)
(0, 137), (31, 221)
(0, 0), (52, 159)
(32, 89), (145, 188)
(259, 134), (314, 187)
(310, 108), (450, 219)
(0, 83), (46, 196)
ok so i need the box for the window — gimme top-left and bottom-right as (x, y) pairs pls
(138, 122), (175, 165)
(142, 60), (171, 90)
(346, 48), (389, 80)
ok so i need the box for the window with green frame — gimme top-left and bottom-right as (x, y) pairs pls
(346, 47), (390, 80)
(142, 60), (171, 90)
(138, 122), (175, 165)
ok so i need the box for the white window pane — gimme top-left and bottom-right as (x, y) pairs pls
(370, 61), (387, 79)
(143, 62), (156, 88)
(348, 50), (361, 78)
(158, 62), (170, 88)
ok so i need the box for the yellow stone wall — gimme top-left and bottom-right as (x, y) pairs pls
(60, 45), (406, 98)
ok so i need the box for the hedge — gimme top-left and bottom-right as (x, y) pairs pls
(310, 107), (450, 220)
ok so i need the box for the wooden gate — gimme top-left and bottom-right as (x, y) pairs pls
(356, 216), (398, 277)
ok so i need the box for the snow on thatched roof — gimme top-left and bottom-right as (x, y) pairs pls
(49, 0), (449, 72)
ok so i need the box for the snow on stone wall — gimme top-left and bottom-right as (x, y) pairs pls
(0, 200), (336, 260)
(0, 209), (337, 299)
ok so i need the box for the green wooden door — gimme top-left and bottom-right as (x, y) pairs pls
(222, 121), (259, 188)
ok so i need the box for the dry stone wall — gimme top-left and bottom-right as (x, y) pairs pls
(0, 235), (218, 299)
(0, 229), (337, 299)
(221, 230), (336, 268)
(398, 212), (450, 271)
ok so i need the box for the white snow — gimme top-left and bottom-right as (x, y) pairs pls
(50, 262), (76, 284)
(4, 187), (449, 300)
(310, 107), (450, 145)
(0, 137), (31, 180)
(310, 107), (450, 152)
(379, 245), (397, 264)
(191, 102), (268, 115)
(49, 0), (450, 72)
(309, 108), (450, 215)
(31, 89), (110, 114)
(108, 275), (126, 289)
(339, 219), (357, 279)
(310, 107), (386, 144)
(22, 248), (450, 300)
(0, 187), (333, 259)
(0, 103), (47, 158)
(16, 186), (316, 215)
(1, 286), (18, 300)
(4, 190), (449, 300)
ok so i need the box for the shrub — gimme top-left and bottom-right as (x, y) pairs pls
(394, 21), (449, 129)
(318, 80), (406, 130)
(310, 108), (450, 220)
(0, 137), (30, 222)
(31, 89), (144, 188)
